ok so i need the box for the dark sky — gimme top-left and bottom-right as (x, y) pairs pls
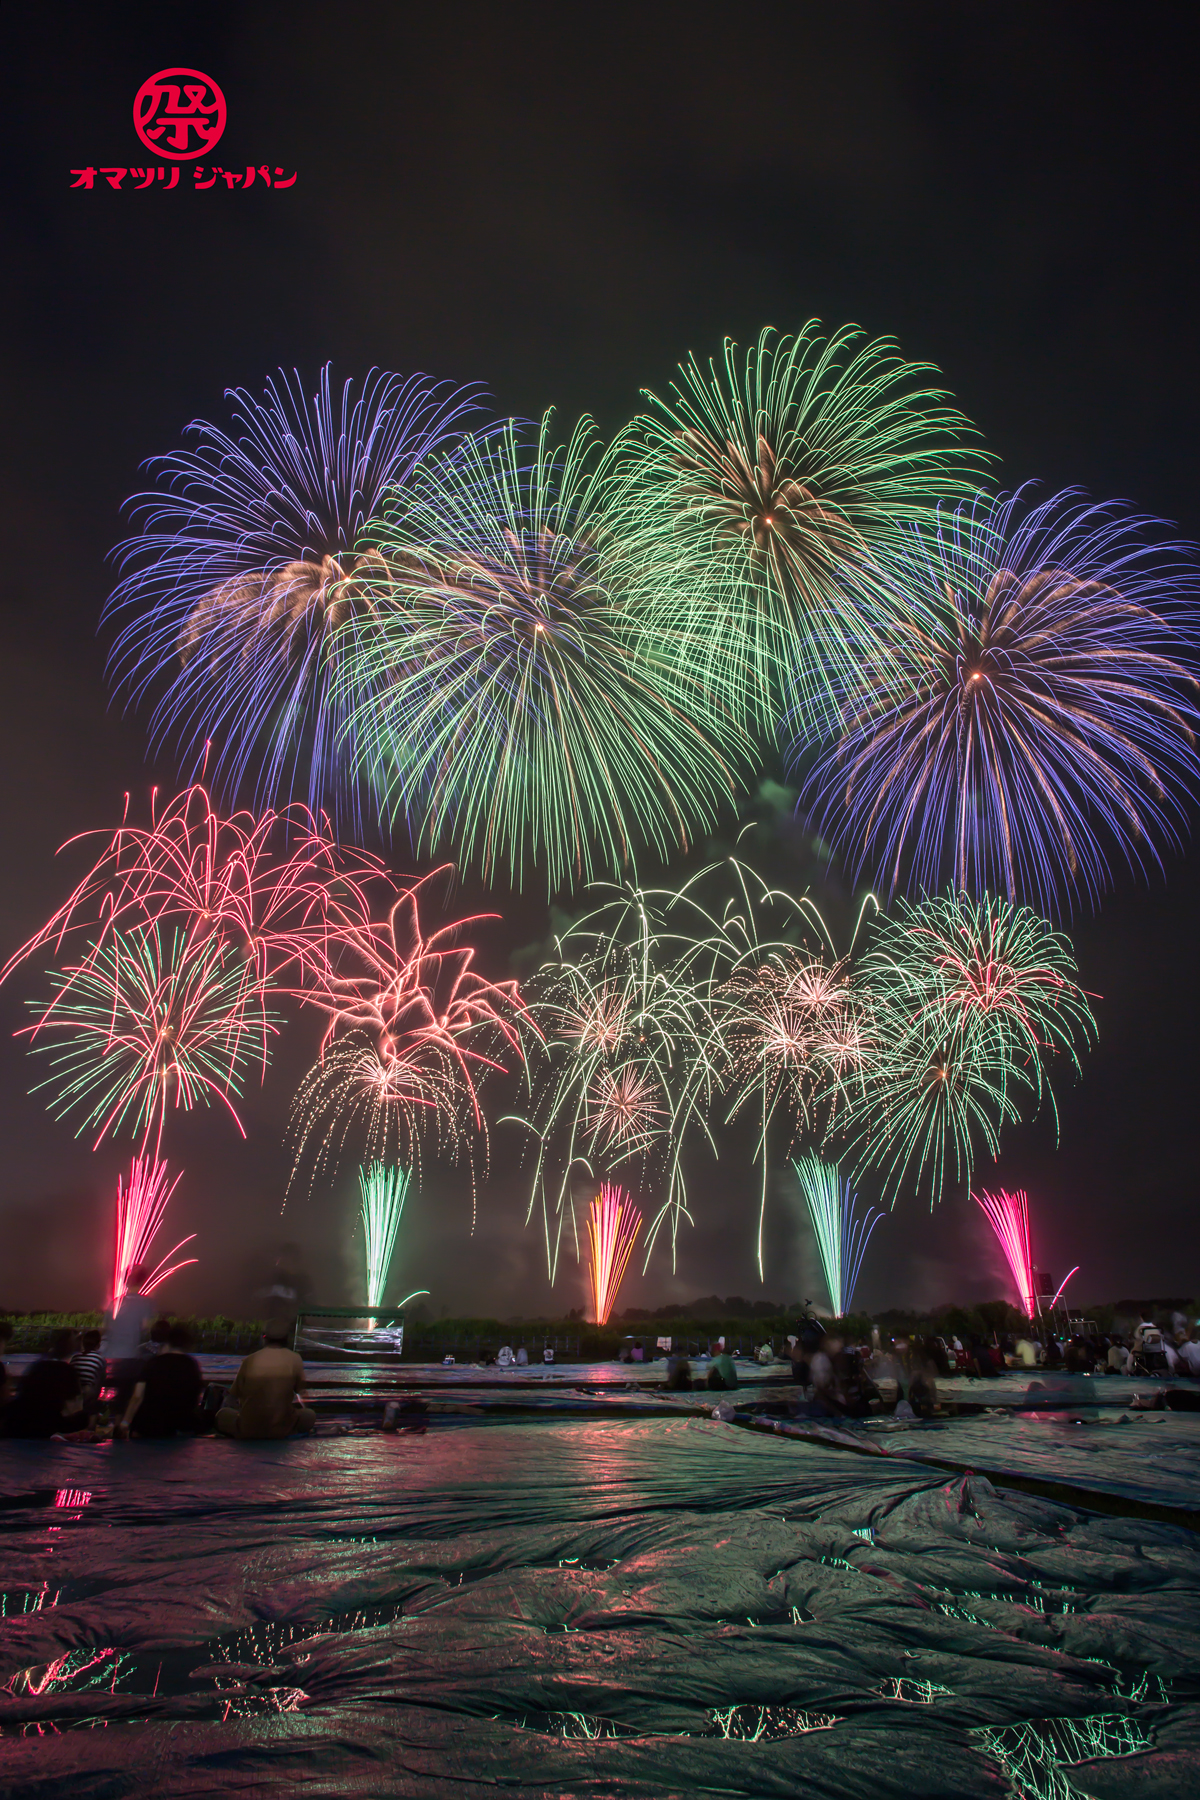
(2, 1), (1197, 1320)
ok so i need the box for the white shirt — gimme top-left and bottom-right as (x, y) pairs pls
(103, 1292), (154, 1360)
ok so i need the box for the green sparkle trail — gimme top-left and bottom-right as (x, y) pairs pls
(358, 1161), (411, 1311)
(792, 1152), (881, 1317)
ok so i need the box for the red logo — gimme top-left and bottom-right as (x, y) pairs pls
(133, 69), (227, 161)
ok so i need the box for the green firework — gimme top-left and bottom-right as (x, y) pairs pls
(342, 411), (750, 891)
(607, 322), (985, 741)
(845, 892), (1096, 1203)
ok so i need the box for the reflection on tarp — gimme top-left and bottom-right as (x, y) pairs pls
(1, 1417), (1198, 1796)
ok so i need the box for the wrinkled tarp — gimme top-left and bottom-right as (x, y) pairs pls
(2, 1416), (1199, 1798)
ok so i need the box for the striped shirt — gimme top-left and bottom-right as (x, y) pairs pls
(71, 1350), (107, 1390)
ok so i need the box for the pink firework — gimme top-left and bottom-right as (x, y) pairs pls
(301, 866), (531, 1130)
(975, 1186), (1036, 1316)
(111, 1154), (196, 1307)
(586, 1183), (643, 1326)
(2, 781), (392, 1023)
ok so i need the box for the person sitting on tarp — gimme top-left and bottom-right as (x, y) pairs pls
(214, 1320), (316, 1439)
(117, 1323), (205, 1438)
(664, 1355), (692, 1391)
(1, 1330), (85, 1438)
(706, 1347), (739, 1390)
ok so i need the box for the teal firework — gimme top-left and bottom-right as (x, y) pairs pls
(607, 323), (984, 740)
(344, 412), (749, 891)
(792, 1152), (880, 1317)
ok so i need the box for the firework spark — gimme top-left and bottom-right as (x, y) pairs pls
(791, 1153), (880, 1317)
(586, 1183), (643, 1326)
(111, 1155), (196, 1308)
(800, 489), (1200, 914)
(346, 411), (748, 889)
(609, 323), (983, 739)
(975, 1186), (1036, 1316)
(105, 366), (485, 820)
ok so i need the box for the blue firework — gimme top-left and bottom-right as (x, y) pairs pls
(796, 488), (1200, 913)
(105, 365), (486, 826)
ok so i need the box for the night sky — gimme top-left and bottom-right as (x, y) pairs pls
(2, 2), (1198, 1320)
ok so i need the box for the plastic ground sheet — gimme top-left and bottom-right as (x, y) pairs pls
(2, 1415), (1199, 1798)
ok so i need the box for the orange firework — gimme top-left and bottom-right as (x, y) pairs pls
(586, 1183), (643, 1326)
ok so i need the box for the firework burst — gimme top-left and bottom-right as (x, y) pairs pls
(800, 489), (1200, 914)
(1, 782), (391, 1018)
(509, 876), (727, 1277)
(609, 323), (983, 738)
(288, 869), (530, 1201)
(24, 923), (274, 1156)
(105, 366), (484, 821)
(845, 893), (1095, 1203)
(345, 411), (748, 890)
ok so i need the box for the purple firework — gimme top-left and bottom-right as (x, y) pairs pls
(105, 365), (487, 828)
(796, 488), (1200, 913)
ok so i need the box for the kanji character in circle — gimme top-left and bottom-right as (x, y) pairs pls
(133, 69), (227, 161)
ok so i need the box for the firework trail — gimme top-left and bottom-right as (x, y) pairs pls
(346, 411), (748, 890)
(105, 366), (485, 822)
(791, 1152), (880, 1317)
(111, 1155), (195, 1307)
(800, 489), (1200, 914)
(608, 323), (983, 741)
(975, 1186), (1036, 1316)
(586, 1183), (643, 1326)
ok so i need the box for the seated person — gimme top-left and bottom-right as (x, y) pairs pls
(706, 1348), (739, 1390)
(215, 1322), (315, 1438)
(117, 1323), (204, 1438)
(0, 1319), (14, 1404)
(2, 1331), (84, 1437)
(664, 1356), (693, 1391)
(71, 1330), (108, 1408)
